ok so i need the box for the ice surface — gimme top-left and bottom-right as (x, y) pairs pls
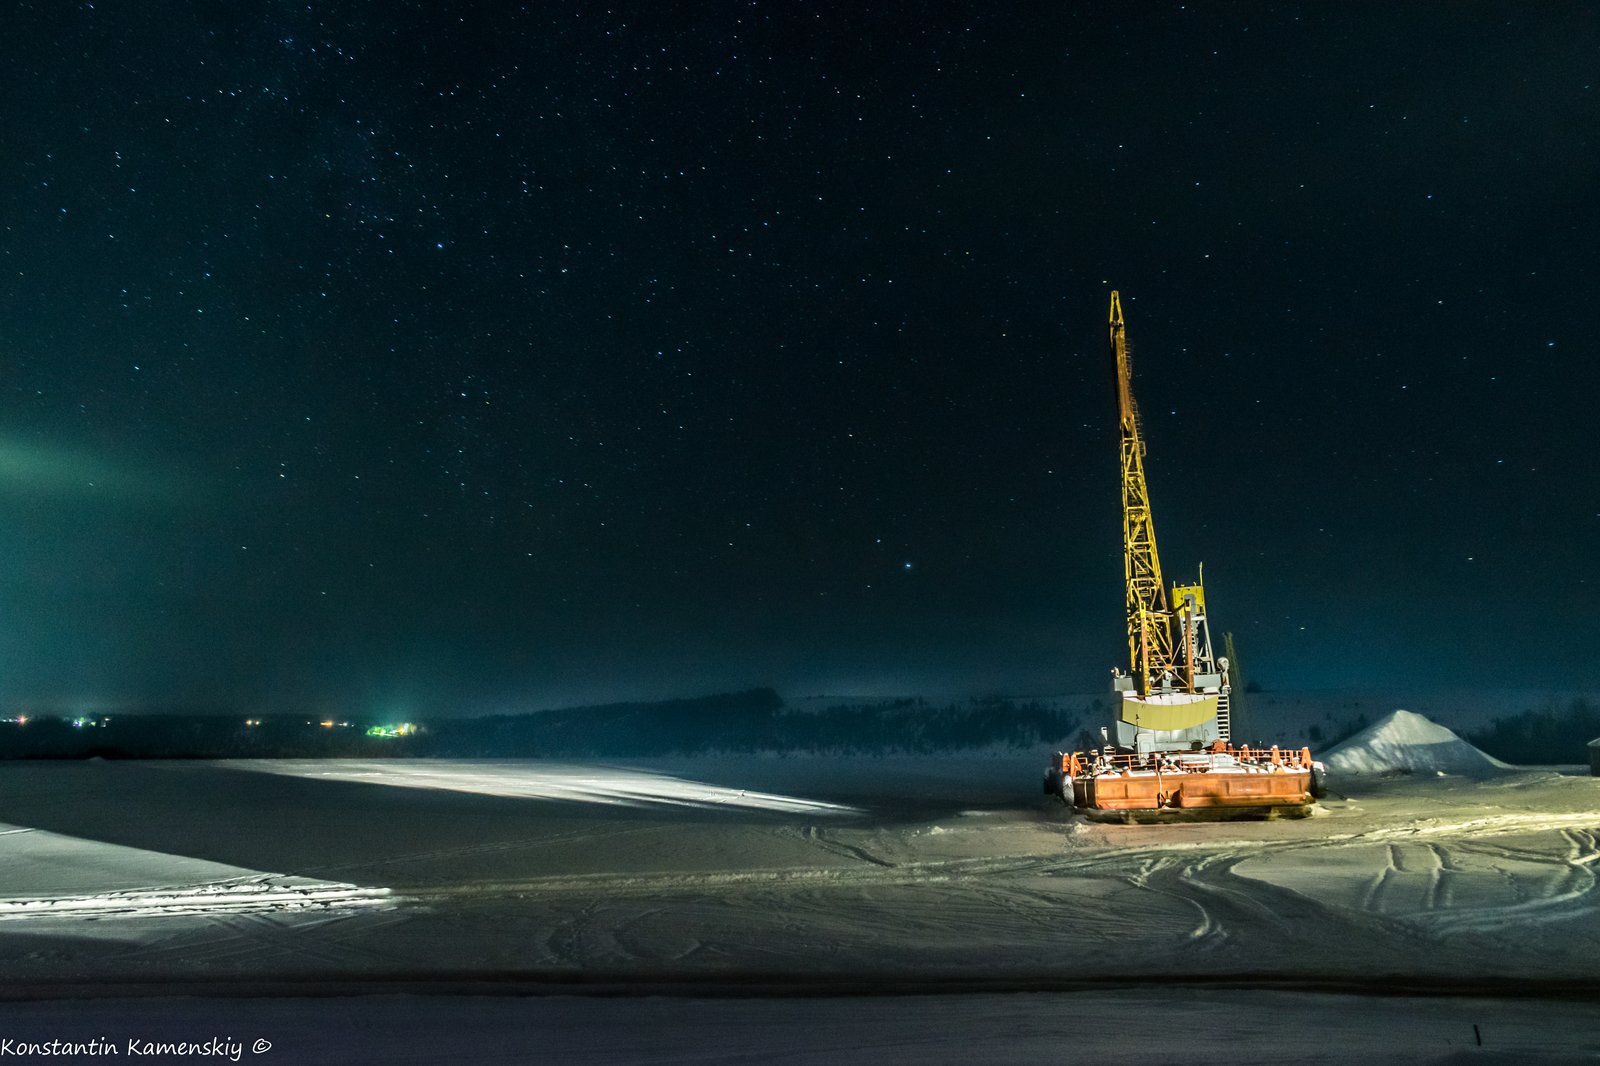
(1320, 709), (1512, 774)
(2, 990), (1597, 1066)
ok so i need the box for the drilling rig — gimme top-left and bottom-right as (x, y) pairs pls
(1044, 292), (1322, 820)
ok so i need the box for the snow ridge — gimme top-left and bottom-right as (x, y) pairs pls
(0, 876), (391, 920)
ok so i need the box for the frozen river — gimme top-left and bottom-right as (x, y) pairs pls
(0, 755), (1597, 1060)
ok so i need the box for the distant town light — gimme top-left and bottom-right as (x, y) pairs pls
(366, 723), (417, 738)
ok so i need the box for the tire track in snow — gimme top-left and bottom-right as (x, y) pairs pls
(132, 910), (416, 972)
(1358, 845), (1400, 913)
(792, 825), (898, 868)
(1403, 828), (1600, 936)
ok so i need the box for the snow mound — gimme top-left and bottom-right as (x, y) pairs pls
(1320, 709), (1511, 775)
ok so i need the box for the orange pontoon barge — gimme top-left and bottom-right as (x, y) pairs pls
(1048, 744), (1318, 820)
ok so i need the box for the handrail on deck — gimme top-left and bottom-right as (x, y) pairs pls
(1059, 744), (1314, 777)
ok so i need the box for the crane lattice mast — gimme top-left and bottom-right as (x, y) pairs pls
(1042, 293), (1301, 814)
(1110, 291), (1175, 696)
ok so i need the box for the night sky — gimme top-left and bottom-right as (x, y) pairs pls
(1, 3), (1595, 714)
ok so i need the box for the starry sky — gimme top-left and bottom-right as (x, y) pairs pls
(0, 2), (1595, 714)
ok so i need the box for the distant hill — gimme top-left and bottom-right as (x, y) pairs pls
(0, 690), (1086, 759)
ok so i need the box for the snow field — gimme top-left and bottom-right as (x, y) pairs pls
(0, 744), (1595, 992)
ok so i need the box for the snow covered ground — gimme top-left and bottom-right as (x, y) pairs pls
(0, 749), (1595, 985)
(0, 738), (1597, 1059)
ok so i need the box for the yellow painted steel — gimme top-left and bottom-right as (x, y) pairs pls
(1111, 291), (1175, 695)
(1119, 694), (1220, 731)
(1171, 583), (1205, 617)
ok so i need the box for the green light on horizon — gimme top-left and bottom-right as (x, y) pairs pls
(366, 723), (417, 738)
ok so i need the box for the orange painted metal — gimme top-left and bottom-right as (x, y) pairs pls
(1059, 745), (1315, 812)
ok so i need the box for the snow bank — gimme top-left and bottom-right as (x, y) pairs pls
(0, 823), (390, 920)
(1319, 709), (1511, 774)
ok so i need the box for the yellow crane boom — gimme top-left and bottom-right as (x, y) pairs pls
(1110, 291), (1175, 696)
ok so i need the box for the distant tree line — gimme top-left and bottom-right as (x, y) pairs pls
(431, 692), (1081, 757)
(0, 714), (411, 760)
(0, 689), (1084, 760)
(1465, 699), (1600, 765)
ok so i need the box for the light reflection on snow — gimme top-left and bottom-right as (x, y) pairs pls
(226, 760), (865, 815)
(0, 878), (391, 920)
(0, 824), (391, 925)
